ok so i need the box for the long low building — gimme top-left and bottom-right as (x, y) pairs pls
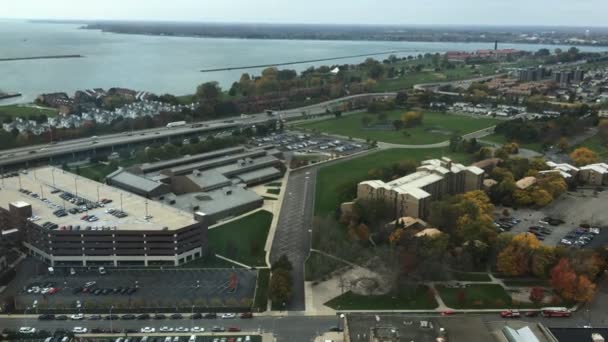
(356, 158), (484, 219)
(0, 167), (208, 267)
(106, 145), (284, 224)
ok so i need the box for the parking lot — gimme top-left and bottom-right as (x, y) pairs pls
(15, 268), (257, 311)
(495, 189), (608, 248)
(251, 131), (368, 156)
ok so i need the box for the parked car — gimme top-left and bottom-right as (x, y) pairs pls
(70, 314), (85, 320)
(220, 313), (236, 319)
(500, 310), (521, 318)
(170, 313), (183, 319)
(140, 327), (156, 333)
(240, 312), (253, 319)
(72, 327), (88, 334)
(19, 327), (36, 334)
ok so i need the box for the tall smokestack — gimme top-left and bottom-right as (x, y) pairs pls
(494, 40), (498, 51)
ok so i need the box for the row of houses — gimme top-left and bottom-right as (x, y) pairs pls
(2, 100), (197, 135)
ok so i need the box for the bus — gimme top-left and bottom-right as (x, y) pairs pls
(541, 307), (571, 317)
(166, 121), (186, 128)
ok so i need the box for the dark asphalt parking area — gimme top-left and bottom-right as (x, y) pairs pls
(14, 268), (257, 311)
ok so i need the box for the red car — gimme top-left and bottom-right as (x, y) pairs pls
(440, 310), (455, 316)
(240, 312), (253, 319)
(227, 327), (241, 332)
(47, 287), (60, 295)
(500, 310), (521, 318)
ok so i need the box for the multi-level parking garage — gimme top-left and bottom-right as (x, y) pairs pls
(0, 166), (208, 267)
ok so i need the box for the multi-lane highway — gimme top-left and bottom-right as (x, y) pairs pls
(0, 93), (396, 169)
(0, 315), (336, 342)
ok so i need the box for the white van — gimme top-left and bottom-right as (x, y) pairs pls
(189, 335), (196, 342)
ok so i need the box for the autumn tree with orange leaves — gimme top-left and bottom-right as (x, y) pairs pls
(497, 233), (541, 276)
(550, 258), (596, 303)
(570, 147), (599, 166)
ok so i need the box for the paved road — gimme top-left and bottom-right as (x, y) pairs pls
(0, 93), (396, 167)
(1, 310), (601, 342)
(269, 169), (317, 311)
(0, 315), (336, 342)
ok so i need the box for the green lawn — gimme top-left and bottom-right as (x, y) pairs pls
(264, 182), (282, 187)
(179, 255), (238, 268)
(298, 111), (498, 145)
(0, 104), (58, 119)
(577, 135), (608, 159)
(252, 269), (270, 312)
(453, 272), (492, 282)
(436, 284), (514, 309)
(501, 279), (551, 287)
(209, 210), (273, 267)
(482, 133), (545, 152)
(71, 163), (118, 182)
(314, 148), (473, 216)
(266, 188), (280, 195)
(373, 64), (500, 92)
(324, 285), (438, 310)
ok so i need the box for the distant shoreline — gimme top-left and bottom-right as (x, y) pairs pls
(0, 55), (84, 62)
(201, 49), (419, 72)
(0, 93), (22, 100)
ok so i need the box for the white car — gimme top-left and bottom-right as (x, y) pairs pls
(191, 327), (205, 333)
(72, 327), (88, 333)
(70, 313), (85, 320)
(159, 326), (174, 332)
(175, 327), (189, 332)
(19, 327), (36, 334)
(141, 327), (156, 333)
(220, 313), (236, 319)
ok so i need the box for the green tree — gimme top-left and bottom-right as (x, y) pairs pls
(196, 82), (221, 101)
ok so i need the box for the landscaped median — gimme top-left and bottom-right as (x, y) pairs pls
(208, 210), (274, 267)
(324, 285), (438, 310)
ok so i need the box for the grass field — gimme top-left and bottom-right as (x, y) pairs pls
(209, 210), (273, 267)
(71, 163), (118, 182)
(436, 284), (514, 309)
(314, 148), (473, 216)
(453, 272), (492, 282)
(179, 255), (238, 268)
(324, 285), (438, 310)
(373, 64), (500, 92)
(298, 111), (498, 145)
(0, 104), (58, 119)
(266, 188), (281, 195)
(577, 135), (608, 159)
(482, 133), (545, 152)
(252, 269), (270, 312)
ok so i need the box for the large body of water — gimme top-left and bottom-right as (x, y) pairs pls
(1, 20), (607, 104)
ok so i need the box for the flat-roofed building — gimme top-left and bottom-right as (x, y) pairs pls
(579, 163), (608, 186)
(516, 176), (537, 190)
(356, 158), (484, 219)
(0, 167), (208, 267)
(106, 168), (170, 198)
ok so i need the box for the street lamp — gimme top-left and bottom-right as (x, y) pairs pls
(23, 306), (30, 327)
(191, 305), (195, 329)
(109, 305), (115, 333)
(338, 313), (345, 332)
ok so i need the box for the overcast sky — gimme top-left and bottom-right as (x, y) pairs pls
(3, 0), (606, 27)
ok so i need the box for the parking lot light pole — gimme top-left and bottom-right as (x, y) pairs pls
(109, 305), (114, 333)
(191, 305), (195, 329)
